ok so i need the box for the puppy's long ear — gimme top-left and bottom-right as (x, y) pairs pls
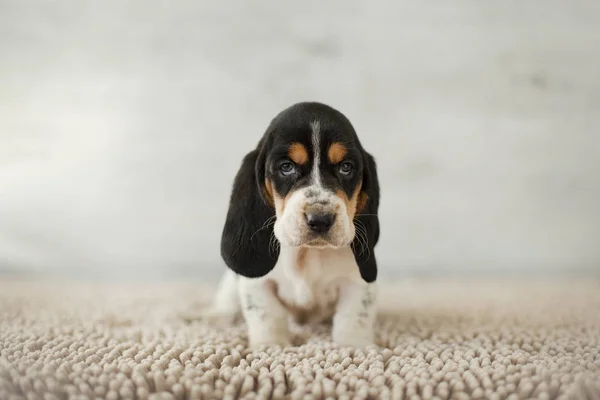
(352, 150), (380, 283)
(220, 137), (278, 278)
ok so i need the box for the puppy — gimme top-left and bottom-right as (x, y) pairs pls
(210, 102), (380, 349)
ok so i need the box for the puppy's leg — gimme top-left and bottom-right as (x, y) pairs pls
(192, 269), (240, 324)
(332, 281), (377, 347)
(212, 269), (241, 314)
(238, 276), (291, 349)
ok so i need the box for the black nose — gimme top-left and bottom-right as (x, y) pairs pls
(305, 212), (335, 233)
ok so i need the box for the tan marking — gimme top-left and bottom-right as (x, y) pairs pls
(281, 300), (312, 324)
(265, 278), (310, 324)
(288, 143), (308, 165)
(266, 258), (338, 325)
(267, 178), (293, 216)
(264, 279), (278, 294)
(296, 247), (308, 272)
(278, 297), (335, 325)
(264, 179), (275, 207)
(336, 180), (363, 219)
(274, 189), (296, 217)
(328, 142), (348, 164)
(273, 193), (285, 216)
(357, 192), (369, 214)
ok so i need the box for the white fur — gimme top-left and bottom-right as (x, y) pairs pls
(310, 120), (322, 186)
(273, 186), (354, 248)
(210, 245), (377, 349)
(237, 274), (292, 348)
(199, 269), (240, 324)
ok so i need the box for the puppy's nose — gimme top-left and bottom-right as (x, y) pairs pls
(305, 212), (335, 233)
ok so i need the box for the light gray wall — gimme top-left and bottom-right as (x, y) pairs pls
(1, 0), (599, 280)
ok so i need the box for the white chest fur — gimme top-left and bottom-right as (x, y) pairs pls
(267, 246), (361, 323)
(208, 245), (376, 348)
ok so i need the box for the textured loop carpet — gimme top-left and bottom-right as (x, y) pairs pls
(1, 279), (599, 400)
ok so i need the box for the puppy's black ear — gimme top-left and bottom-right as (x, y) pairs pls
(352, 150), (380, 283)
(221, 138), (278, 278)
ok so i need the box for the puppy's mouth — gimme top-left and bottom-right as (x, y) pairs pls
(299, 231), (352, 249)
(282, 233), (336, 249)
(275, 209), (352, 249)
(303, 237), (336, 249)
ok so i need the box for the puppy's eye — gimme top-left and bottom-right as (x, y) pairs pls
(339, 162), (354, 175)
(280, 162), (296, 176)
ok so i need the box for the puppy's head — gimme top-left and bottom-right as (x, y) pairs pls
(221, 102), (380, 282)
(264, 115), (368, 249)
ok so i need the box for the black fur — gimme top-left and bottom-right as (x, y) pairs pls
(220, 102), (381, 281)
(220, 138), (278, 278)
(352, 151), (380, 282)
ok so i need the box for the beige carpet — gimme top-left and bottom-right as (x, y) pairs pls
(1, 279), (599, 400)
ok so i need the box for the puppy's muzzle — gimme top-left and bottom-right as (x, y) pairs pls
(305, 212), (336, 234)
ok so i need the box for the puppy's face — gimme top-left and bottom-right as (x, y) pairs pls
(262, 111), (367, 249)
(221, 102), (379, 281)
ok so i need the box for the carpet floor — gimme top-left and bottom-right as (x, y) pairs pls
(1, 279), (599, 400)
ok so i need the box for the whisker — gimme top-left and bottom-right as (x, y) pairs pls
(354, 223), (365, 237)
(268, 231), (280, 258)
(354, 219), (368, 235)
(353, 220), (370, 259)
(358, 235), (368, 257)
(359, 232), (369, 258)
(250, 216), (277, 241)
(353, 226), (366, 254)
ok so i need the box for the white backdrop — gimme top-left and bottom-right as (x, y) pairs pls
(1, 0), (599, 280)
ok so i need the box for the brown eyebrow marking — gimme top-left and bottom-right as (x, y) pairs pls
(288, 142), (308, 165)
(328, 142), (348, 164)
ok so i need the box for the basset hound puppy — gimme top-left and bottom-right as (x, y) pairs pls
(209, 102), (380, 349)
